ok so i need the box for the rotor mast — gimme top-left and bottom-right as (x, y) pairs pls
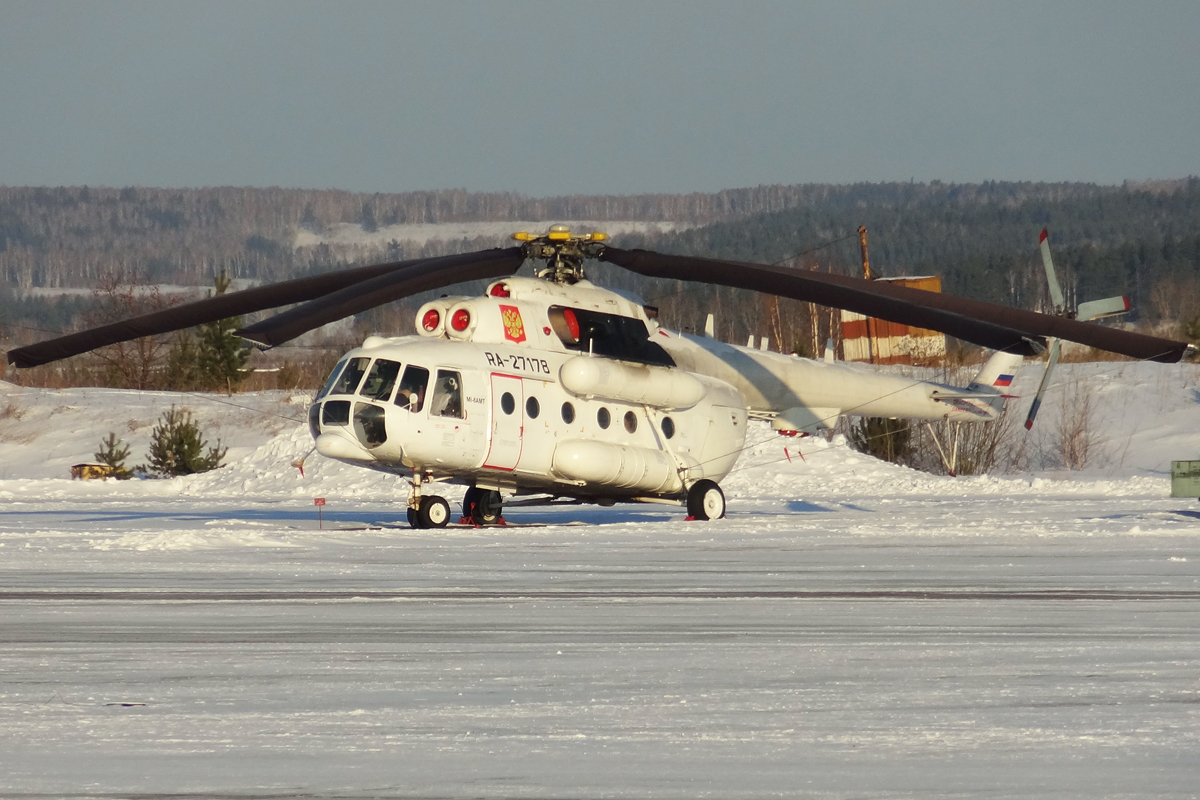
(512, 225), (608, 284)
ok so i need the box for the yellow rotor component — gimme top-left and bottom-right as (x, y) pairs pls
(511, 231), (533, 241)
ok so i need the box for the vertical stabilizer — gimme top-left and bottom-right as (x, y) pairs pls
(969, 350), (1024, 391)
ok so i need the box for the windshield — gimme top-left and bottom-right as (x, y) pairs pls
(317, 359), (349, 400)
(330, 357), (370, 395)
(360, 359), (401, 401)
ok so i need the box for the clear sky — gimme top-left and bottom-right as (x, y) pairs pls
(2, 0), (1197, 196)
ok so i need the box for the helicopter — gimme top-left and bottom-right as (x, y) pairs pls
(7, 226), (1192, 527)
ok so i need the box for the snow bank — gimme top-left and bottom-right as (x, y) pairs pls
(3, 360), (1199, 505)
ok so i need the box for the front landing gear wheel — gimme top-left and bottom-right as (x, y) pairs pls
(407, 506), (418, 527)
(418, 495), (451, 528)
(686, 479), (726, 520)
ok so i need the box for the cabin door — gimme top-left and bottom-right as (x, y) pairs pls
(483, 373), (524, 470)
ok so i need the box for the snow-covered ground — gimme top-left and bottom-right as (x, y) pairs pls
(1, 361), (1199, 798)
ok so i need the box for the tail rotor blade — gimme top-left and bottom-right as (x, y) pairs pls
(1039, 229), (1067, 316)
(1024, 337), (1061, 430)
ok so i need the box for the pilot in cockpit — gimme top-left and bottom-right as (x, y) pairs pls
(431, 371), (463, 418)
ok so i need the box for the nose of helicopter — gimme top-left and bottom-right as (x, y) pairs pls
(315, 431), (374, 461)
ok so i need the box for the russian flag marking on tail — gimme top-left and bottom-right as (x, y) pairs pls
(993, 374), (1014, 387)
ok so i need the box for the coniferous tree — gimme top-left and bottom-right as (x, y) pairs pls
(93, 432), (133, 479)
(143, 406), (226, 477)
(194, 271), (250, 392)
(357, 202), (378, 233)
(163, 271), (250, 392)
(164, 330), (203, 390)
(299, 202), (322, 233)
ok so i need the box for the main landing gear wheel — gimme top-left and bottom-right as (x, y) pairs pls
(686, 479), (726, 520)
(463, 487), (504, 525)
(411, 495), (450, 528)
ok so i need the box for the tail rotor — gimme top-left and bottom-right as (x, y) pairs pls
(1024, 229), (1130, 429)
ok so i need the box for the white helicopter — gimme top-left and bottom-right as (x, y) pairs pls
(8, 226), (1191, 527)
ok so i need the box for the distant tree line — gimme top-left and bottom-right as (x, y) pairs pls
(613, 178), (1200, 343)
(0, 183), (866, 291)
(3, 179), (1199, 387)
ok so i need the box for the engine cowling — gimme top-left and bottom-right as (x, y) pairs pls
(559, 356), (706, 410)
(552, 439), (696, 494)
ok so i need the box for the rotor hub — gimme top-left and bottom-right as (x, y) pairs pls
(512, 225), (608, 284)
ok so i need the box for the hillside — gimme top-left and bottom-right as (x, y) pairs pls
(3, 180), (1199, 379)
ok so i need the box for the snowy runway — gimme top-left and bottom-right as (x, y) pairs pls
(3, 368), (1200, 797)
(2, 493), (1199, 799)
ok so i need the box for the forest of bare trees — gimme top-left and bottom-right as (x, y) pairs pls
(3, 179), (1198, 391)
(0, 183), (892, 290)
(8, 180), (1190, 290)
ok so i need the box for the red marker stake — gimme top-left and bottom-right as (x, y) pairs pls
(314, 497), (326, 529)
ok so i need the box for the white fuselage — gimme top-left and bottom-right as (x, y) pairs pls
(309, 336), (746, 501)
(306, 275), (1008, 502)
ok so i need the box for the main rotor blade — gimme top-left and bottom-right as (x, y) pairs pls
(601, 247), (1190, 363)
(5, 247), (520, 369)
(236, 247), (525, 348)
(6, 256), (441, 369)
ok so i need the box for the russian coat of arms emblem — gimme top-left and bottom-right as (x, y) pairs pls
(499, 304), (526, 344)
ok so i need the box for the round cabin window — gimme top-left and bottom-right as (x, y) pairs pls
(561, 402), (575, 424)
(501, 392), (515, 415)
(597, 407), (611, 429)
(661, 416), (676, 439)
(526, 396), (540, 419)
(623, 410), (638, 433)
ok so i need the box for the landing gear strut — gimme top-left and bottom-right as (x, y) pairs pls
(462, 486), (504, 525)
(686, 479), (726, 520)
(407, 471), (450, 529)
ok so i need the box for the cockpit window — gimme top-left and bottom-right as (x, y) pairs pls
(359, 359), (401, 401)
(317, 358), (349, 400)
(394, 365), (429, 412)
(547, 305), (674, 367)
(430, 370), (464, 419)
(331, 357), (370, 395)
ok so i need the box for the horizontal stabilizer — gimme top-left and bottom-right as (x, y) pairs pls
(931, 389), (990, 401)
